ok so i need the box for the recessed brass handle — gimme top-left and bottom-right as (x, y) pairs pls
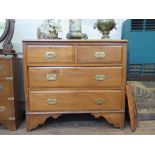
(47, 99), (58, 105)
(95, 51), (106, 59)
(0, 106), (6, 112)
(95, 75), (105, 81)
(44, 51), (56, 59)
(95, 98), (105, 105)
(0, 85), (4, 92)
(5, 77), (13, 80)
(46, 74), (57, 81)
(0, 65), (3, 71)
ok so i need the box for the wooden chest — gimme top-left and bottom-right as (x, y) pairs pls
(23, 40), (127, 131)
(0, 56), (24, 130)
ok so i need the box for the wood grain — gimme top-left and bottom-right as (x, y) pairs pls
(126, 83), (139, 132)
(28, 67), (122, 88)
(0, 120), (17, 131)
(0, 81), (13, 97)
(92, 112), (125, 129)
(0, 59), (12, 78)
(77, 46), (122, 64)
(0, 100), (14, 119)
(0, 57), (24, 131)
(23, 40), (127, 131)
(27, 45), (74, 63)
(29, 90), (123, 112)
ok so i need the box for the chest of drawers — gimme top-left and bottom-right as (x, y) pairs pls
(23, 40), (127, 131)
(0, 56), (24, 130)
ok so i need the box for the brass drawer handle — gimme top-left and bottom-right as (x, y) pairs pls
(95, 51), (106, 59)
(0, 85), (4, 92)
(95, 75), (105, 81)
(44, 51), (56, 59)
(5, 77), (13, 80)
(46, 74), (57, 81)
(0, 65), (3, 71)
(0, 106), (6, 112)
(95, 98), (105, 105)
(47, 99), (58, 105)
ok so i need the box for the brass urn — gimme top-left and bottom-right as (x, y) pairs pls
(93, 19), (117, 39)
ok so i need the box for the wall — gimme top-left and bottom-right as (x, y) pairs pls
(1, 19), (126, 53)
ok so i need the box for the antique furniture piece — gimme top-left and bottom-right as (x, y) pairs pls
(67, 19), (88, 39)
(93, 19), (117, 39)
(126, 83), (139, 132)
(0, 55), (24, 130)
(0, 19), (15, 55)
(122, 19), (155, 81)
(23, 40), (127, 131)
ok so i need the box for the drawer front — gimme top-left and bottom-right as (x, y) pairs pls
(0, 59), (12, 78)
(29, 90), (123, 112)
(0, 101), (14, 119)
(29, 67), (122, 88)
(77, 46), (122, 64)
(0, 81), (13, 97)
(27, 45), (74, 63)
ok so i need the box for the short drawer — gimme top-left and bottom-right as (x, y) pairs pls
(29, 90), (123, 112)
(77, 46), (122, 64)
(29, 67), (122, 88)
(0, 101), (14, 119)
(0, 59), (12, 78)
(27, 45), (74, 63)
(0, 81), (13, 97)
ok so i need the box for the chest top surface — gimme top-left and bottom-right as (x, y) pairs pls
(23, 39), (127, 44)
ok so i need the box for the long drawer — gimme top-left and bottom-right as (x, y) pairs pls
(0, 81), (13, 97)
(77, 46), (122, 64)
(29, 90), (123, 112)
(29, 67), (122, 88)
(0, 100), (14, 119)
(27, 45), (74, 63)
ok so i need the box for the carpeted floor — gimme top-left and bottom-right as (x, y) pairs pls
(0, 114), (155, 135)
